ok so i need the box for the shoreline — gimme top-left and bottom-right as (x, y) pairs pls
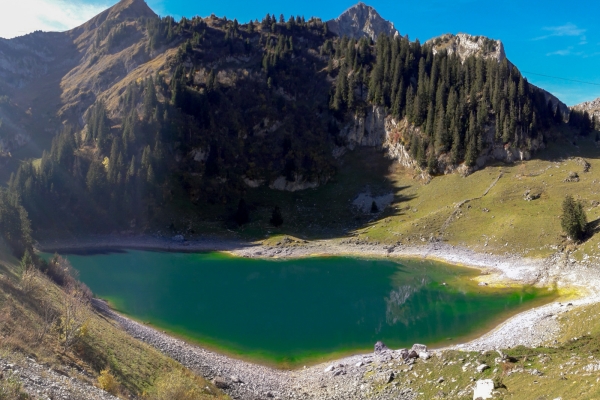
(37, 234), (600, 399)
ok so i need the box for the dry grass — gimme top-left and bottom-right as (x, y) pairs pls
(0, 245), (228, 399)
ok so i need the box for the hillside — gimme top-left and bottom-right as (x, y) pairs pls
(0, 194), (228, 399)
(0, 0), (593, 240)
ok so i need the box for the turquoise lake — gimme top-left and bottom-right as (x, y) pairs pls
(50, 250), (556, 367)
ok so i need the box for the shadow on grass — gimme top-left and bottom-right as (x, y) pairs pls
(233, 147), (417, 241)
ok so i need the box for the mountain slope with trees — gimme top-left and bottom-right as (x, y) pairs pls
(0, 0), (595, 236)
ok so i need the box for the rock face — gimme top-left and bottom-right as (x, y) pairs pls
(429, 33), (507, 63)
(327, 2), (398, 41)
(572, 96), (600, 120)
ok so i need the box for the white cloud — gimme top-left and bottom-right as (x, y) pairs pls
(0, 0), (109, 39)
(533, 23), (586, 41)
(579, 35), (588, 45)
(546, 47), (573, 56)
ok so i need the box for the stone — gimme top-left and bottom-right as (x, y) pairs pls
(323, 365), (335, 373)
(171, 234), (184, 242)
(230, 375), (241, 383)
(437, 377), (445, 383)
(408, 350), (419, 359)
(419, 351), (431, 360)
(377, 371), (395, 384)
(476, 364), (490, 373)
(411, 344), (428, 353)
(355, 361), (363, 367)
(473, 379), (494, 399)
(399, 349), (409, 360)
(529, 368), (543, 376)
(374, 341), (389, 354)
(212, 376), (229, 389)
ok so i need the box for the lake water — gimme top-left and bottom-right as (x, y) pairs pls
(50, 250), (556, 367)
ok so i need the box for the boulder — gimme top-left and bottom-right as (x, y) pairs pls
(376, 371), (395, 384)
(476, 364), (490, 373)
(374, 341), (389, 354)
(419, 351), (431, 360)
(408, 350), (419, 359)
(212, 376), (229, 389)
(411, 344), (428, 353)
(323, 365), (335, 373)
(473, 379), (494, 400)
(399, 349), (409, 360)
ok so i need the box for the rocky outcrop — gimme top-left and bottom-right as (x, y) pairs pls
(428, 33), (506, 63)
(269, 174), (329, 192)
(339, 106), (419, 169)
(572, 96), (600, 120)
(327, 2), (398, 41)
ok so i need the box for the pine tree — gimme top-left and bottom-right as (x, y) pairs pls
(561, 195), (587, 241)
(270, 206), (283, 226)
(234, 199), (249, 225)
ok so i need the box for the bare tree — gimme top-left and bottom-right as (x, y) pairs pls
(36, 297), (58, 344)
(58, 285), (90, 352)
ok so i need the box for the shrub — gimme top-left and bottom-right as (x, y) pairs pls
(149, 371), (205, 400)
(97, 368), (119, 395)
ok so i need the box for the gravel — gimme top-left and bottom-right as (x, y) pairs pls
(0, 357), (117, 400)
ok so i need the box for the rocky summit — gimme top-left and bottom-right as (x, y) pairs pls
(326, 2), (398, 41)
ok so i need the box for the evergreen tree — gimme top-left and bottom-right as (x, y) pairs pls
(270, 206), (283, 227)
(561, 195), (587, 241)
(234, 199), (249, 225)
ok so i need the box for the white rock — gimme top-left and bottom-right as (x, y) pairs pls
(476, 364), (490, 373)
(324, 365), (334, 373)
(355, 361), (363, 367)
(419, 351), (431, 360)
(473, 379), (494, 400)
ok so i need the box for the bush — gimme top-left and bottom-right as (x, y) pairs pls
(0, 371), (29, 399)
(97, 368), (119, 395)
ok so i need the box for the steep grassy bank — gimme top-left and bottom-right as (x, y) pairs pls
(0, 241), (228, 399)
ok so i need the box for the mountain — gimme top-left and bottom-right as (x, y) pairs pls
(0, 0), (589, 237)
(0, 0), (159, 176)
(326, 2), (398, 41)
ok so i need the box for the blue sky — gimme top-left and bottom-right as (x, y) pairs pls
(2, 0), (599, 105)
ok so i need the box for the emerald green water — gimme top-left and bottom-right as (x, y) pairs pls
(51, 250), (556, 366)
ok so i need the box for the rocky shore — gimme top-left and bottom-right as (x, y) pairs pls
(39, 235), (600, 399)
(94, 298), (418, 400)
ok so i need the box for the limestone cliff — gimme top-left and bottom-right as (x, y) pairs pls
(572, 97), (600, 120)
(428, 33), (506, 63)
(326, 2), (398, 41)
